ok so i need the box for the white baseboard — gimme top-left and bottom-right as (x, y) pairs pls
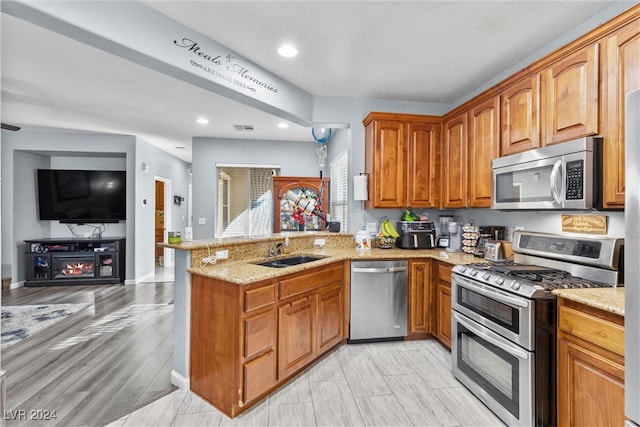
(171, 370), (189, 391)
(126, 271), (155, 285)
(9, 280), (25, 289)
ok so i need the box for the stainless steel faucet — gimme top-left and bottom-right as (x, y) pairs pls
(269, 242), (284, 257)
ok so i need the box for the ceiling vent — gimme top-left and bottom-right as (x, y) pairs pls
(233, 124), (254, 132)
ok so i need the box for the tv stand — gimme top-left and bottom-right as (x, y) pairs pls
(24, 238), (125, 287)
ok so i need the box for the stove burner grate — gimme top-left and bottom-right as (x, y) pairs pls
(467, 261), (613, 292)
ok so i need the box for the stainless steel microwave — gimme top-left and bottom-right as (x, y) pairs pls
(491, 137), (602, 210)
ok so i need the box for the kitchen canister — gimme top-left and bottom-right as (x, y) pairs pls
(355, 227), (372, 255)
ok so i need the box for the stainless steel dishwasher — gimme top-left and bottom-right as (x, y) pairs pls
(349, 260), (408, 342)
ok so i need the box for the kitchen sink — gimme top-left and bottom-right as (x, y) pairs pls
(253, 255), (327, 268)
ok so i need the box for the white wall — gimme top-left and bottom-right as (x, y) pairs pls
(312, 96), (450, 233)
(134, 137), (190, 281)
(0, 130), (190, 285)
(191, 137), (322, 239)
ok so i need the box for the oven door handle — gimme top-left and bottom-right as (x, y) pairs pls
(453, 311), (529, 360)
(454, 275), (529, 308)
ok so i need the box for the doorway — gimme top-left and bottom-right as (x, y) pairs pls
(154, 176), (173, 278)
(154, 180), (165, 266)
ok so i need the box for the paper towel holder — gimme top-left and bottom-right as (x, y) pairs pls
(353, 173), (369, 201)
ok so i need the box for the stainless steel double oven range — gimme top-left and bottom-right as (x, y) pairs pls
(451, 230), (624, 426)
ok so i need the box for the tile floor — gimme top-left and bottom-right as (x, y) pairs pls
(106, 339), (505, 427)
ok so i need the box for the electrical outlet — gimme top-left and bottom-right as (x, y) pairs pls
(215, 249), (229, 260)
(314, 238), (326, 248)
(198, 217), (206, 225)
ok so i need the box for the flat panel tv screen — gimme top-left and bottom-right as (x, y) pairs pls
(37, 169), (126, 223)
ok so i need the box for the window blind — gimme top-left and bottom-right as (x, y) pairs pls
(330, 150), (348, 231)
(217, 166), (280, 237)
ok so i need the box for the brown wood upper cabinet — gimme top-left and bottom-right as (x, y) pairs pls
(602, 17), (640, 208)
(363, 112), (440, 209)
(541, 43), (600, 146)
(501, 75), (541, 155)
(468, 97), (500, 207)
(442, 113), (468, 208)
(442, 96), (499, 208)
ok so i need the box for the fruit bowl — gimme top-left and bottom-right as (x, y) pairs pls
(374, 236), (396, 249)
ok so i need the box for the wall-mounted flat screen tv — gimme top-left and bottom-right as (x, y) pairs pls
(37, 169), (126, 223)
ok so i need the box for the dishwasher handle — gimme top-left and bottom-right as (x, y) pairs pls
(351, 267), (408, 274)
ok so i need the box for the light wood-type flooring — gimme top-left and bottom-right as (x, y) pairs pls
(1, 278), (176, 427)
(2, 273), (504, 427)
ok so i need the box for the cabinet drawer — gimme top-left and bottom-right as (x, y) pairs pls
(279, 263), (343, 300)
(244, 310), (276, 360)
(438, 263), (452, 284)
(244, 283), (276, 313)
(558, 300), (624, 356)
(243, 350), (276, 403)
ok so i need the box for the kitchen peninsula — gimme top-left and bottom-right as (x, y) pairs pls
(160, 232), (477, 417)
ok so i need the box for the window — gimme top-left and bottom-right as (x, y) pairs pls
(217, 165), (280, 237)
(330, 150), (348, 231)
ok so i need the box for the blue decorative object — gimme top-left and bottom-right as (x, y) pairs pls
(312, 127), (332, 143)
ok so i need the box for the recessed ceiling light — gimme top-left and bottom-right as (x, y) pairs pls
(278, 44), (298, 58)
(278, 122), (289, 128)
(196, 117), (209, 125)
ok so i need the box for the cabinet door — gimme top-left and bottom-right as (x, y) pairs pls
(602, 18), (640, 208)
(278, 296), (315, 379)
(434, 262), (452, 350)
(442, 114), (468, 208)
(542, 43), (599, 145)
(273, 177), (329, 232)
(316, 285), (344, 355)
(408, 260), (430, 335)
(407, 122), (439, 208)
(557, 333), (625, 427)
(468, 97), (500, 207)
(365, 119), (406, 208)
(435, 282), (452, 350)
(501, 75), (540, 155)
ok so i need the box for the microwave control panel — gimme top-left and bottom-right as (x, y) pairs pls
(565, 160), (584, 200)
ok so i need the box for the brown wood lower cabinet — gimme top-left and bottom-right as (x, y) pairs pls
(190, 261), (345, 418)
(557, 297), (625, 427)
(278, 296), (315, 378)
(408, 259), (431, 339)
(433, 261), (452, 350)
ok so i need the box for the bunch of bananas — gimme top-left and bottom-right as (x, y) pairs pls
(378, 217), (399, 238)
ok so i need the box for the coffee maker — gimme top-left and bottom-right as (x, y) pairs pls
(437, 215), (454, 247)
(446, 222), (463, 252)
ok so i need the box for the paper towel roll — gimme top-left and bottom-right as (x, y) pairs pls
(353, 175), (368, 201)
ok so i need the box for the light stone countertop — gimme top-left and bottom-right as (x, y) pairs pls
(552, 287), (625, 316)
(187, 246), (483, 285)
(159, 232), (352, 251)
